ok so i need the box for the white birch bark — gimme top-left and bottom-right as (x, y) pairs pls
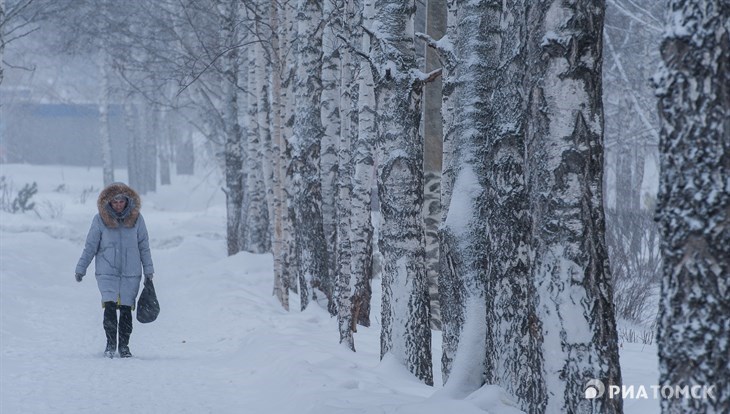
(247, 26), (272, 254)
(320, 0), (341, 288)
(291, 0), (331, 312)
(526, 1), (622, 412)
(372, 0), (433, 385)
(220, 0), (245, 256)
(349, 0), (376, 329)
(270, 0), (290, 311)
(282, 1), (299, 295)
(334, 0), (358, 351)
(654, 1), (729, 412)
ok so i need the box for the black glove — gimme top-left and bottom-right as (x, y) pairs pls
(75, 273), (84, 282)
(145, 273), (154, 281)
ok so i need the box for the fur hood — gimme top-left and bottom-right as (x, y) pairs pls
(97, 182), (142, 228)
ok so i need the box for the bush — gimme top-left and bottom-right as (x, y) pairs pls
(606, 208), (662, 325)
(0, 177), (39, 214)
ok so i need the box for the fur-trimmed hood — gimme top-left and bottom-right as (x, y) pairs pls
(97, 182), (142, 228)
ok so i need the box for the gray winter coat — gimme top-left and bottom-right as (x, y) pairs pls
(76, 183), (154, 306)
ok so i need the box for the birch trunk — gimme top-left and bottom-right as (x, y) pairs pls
(320, 0), (341, 288)
(270, 0), (289, 310)
(98, 50), (114, 187)
(654, 1), (729, 412)
(221, 1), (244, 256)
(247, 30), (272, 254)
(349, 0), (375, 329)
(141, 103), (158, 194)
(434, 0), (459, 381)
(282, 1), (299, 295)
(124, 99), (141, 191)
(291, 0), (331, 312)
(526, 1), (622, 412)
(373, 0), (432, 385)
(439, 3), (545, 411)
(334, 0), (358, 350)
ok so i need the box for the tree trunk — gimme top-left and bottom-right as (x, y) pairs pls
(438, 2), (545, 411)
(422, 0), (446, 331)
(372, 0), (433, 385)
(270, 0), (290, 311)
(654, 1), (729, 412)
(320, 0), (341, 290)
(0, 0), (5, 86)
(221, 1), (244, 256)
(98, 50), (114, 187)
(349, 0), (376, 329)
(246, 31), (272, 254)
(291, 0), (331, 312)
(434, 0), (458, 382)
(124, 99), (141, 191)
(526, 1), (622, 413)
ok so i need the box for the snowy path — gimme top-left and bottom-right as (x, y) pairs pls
(0, 165), (659, 413)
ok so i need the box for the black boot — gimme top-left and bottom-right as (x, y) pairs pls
(118, 305), (133, 358)
(103, 301), (117, 358)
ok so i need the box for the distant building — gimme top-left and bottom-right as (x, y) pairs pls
(0, 101), (128, 166)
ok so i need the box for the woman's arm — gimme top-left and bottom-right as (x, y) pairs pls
(137, 214), (155, 276)
(75, 215), (102, 275)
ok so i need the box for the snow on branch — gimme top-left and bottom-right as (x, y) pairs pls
(414, 32), (455, 69)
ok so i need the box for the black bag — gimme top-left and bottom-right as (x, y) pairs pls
(137, 278), (160, 323)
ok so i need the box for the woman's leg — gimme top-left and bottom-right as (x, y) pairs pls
(103, 301), (117, 358)
(118, 305), (133, 357)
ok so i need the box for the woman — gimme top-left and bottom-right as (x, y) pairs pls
(75, 182), (154, 358)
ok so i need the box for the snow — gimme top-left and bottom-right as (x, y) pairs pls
(0, 164), (661, 413)
(444, 165), (481, 234)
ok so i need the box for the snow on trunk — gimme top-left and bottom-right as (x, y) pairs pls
(350, 0), (376, 329)
(334, 0), (358, 351)
(526, 1), (622, 413)
(653, 1), (730, 413)
(291, 0), (332, 312)
(372, 0), (433, 385)
(440, 2), (546, 411)
(221, 1), (244, 256)
(320, 0), (341, 289)
(247, 24), (272, 254)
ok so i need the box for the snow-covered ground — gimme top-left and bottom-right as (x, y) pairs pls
(0, 164), (660, 413)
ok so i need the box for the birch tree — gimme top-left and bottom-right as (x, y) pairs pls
(371, 0), (435, 385)
(97, 49), (114, 186)
(653, 1), (729, 412)
(349, 0), (375, 329)
(526, 1), (622, 412)
(436, 2), (546, 410)
(290, 0), (332, 312)
(219, 0), (245, 256)
(320, 0), (341, 284)
(269, 0), (290, 310)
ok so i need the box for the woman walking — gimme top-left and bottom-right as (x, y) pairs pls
(75, 182), (154, 358)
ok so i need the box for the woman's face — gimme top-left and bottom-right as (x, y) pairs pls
(111, 198), (127, 213)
